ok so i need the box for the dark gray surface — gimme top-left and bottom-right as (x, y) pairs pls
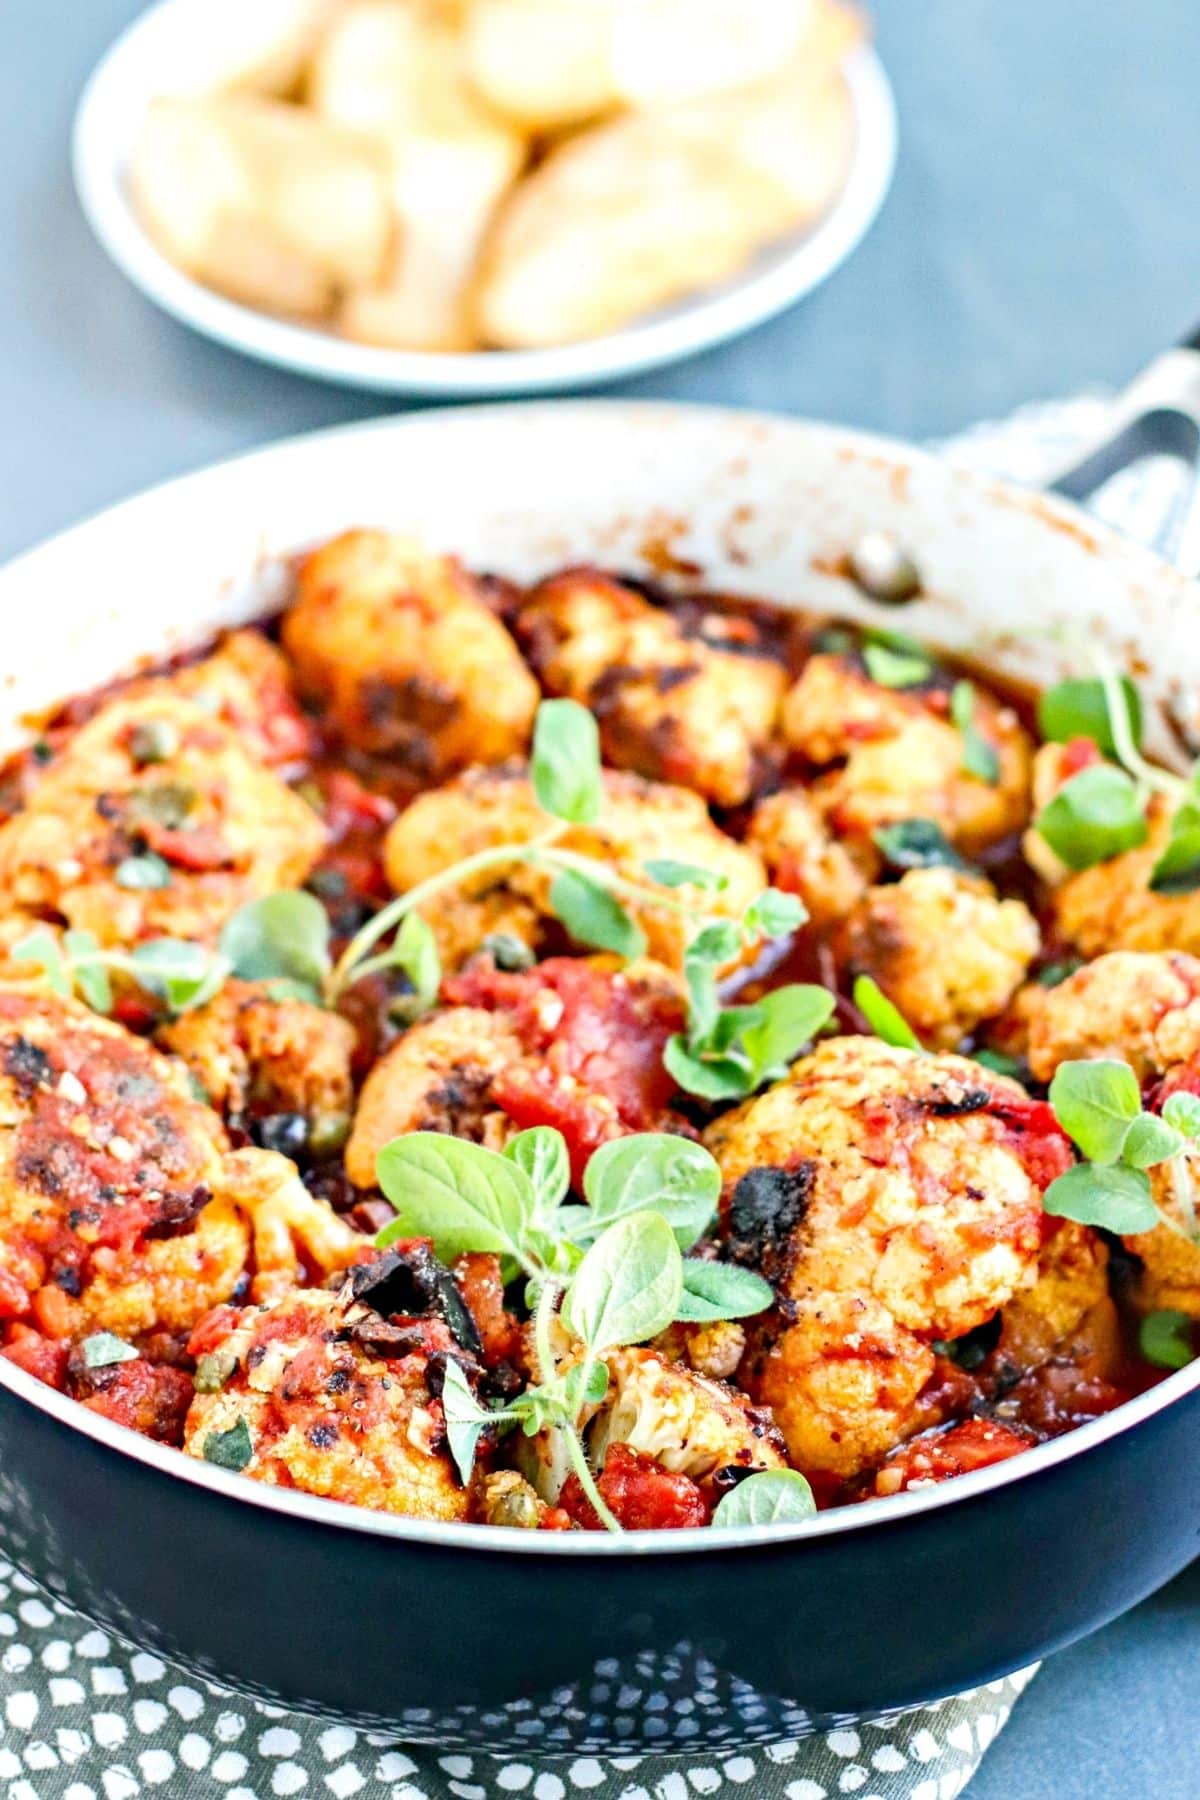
(1, 1), (1198, 1793)
(5, 0), (1200, 561)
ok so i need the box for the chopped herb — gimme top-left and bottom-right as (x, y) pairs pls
(951, 681), (1001, 784)
(872, 818), (975, 874)
(1038, 675), (1143, 756)
(202, 1417), (254, 1471)
(80, 1332), (138, 1369)
(1139, 1309), (1194, 1372)
(115, 853), (172, 891)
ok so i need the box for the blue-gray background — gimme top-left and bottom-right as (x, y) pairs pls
(2, 2), (1198, 1791)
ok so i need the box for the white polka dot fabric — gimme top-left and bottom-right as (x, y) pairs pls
(0, 1555), (1038, 1800)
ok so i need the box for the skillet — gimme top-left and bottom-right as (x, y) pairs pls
(1, 346), (1200, 1749)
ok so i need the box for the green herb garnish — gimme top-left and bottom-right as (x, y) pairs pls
(951, 680), (1001, 785)
(710, 1470), (816, 1527)
(872, 819), (975, 875)
(376, 1126), (773, 1528)
(1139, 1309), (1194, 1372)
(1043, 1059), (1200, 1242)
(853, 975), (923, 1051)
(201, 1417), (254, 1471)
(80, 1332), (138, 1370)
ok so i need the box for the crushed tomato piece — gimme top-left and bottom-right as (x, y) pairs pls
(559, 1444), (709, 1531)
(443, 957), (686, 1183)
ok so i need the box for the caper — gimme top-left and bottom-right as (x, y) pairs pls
(481, 932), (536, 972)
(194, 1350), (238, 1394)
(307, 1111), (351, 1159)
(489, 1489), (542, 1530)
(129, 719), (179, 765)
(130, 780), (198, 830)
(848, 532), (922, 604)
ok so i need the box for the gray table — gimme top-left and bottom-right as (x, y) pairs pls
(2, 1), (1198, 1793)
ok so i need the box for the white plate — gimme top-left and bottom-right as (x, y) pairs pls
(71, 0), (897, 398)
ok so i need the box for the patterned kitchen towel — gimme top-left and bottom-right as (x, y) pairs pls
(0, 1557), (1038, 1800)
(3, 390), (1181, 1800)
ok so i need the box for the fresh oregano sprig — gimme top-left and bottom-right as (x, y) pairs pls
(663, 891), (835, 1101)
(374, 1126), (774, 1529)
(1032, 656), (1200, 889)
(1043, 1058), (1200, 1244)
(12, 698), (775, 1025)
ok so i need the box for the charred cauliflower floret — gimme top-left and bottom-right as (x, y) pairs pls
(344, 1005), (523, 1189)
(588, 1346), (786, 1489)
(182, 1282), (470, 1521)
(783, 654), (1032, 854)
(746, 787), (870, 929)
(0, 988), (241, 1339)
(0, 693), (325, 948)
(1021, 951), (1200, 1083)
(157, 979), (356, 1149)
(835, 869), (1040, 1051)
(0, 991), (368, 1342)
(215, 1147), (367, 1305)
(281, 530), (539, 772)
(513, 569), (786, 806)
(382, 763), (766, 971)
(705, 1036), (1070, 1478)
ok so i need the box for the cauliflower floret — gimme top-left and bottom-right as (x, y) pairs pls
(157, 978), (355, 1148)
(520, 1343), (785, 1507)
(1022, 951), (1200, 1083)
(382, 763), (766, 971)
(993, 1221), (1118, 1376)
(746, 787), (870, 929)
(0, 987), (241, 1339)
(1049, 802), (1200, 957)
(705, 1036), (1068, 1477)
(783, 653), (1032, 853)
(0, 693), (325, 948)
(182, 1283), (470, 1521)
(211, 1146), (367, 1304)
(835, 869), (1040, 1051)
(1130, 1149), (1200, 1319)
(0, 991), (370, 1341)
(281, 530), (539, 771)
(513, 569), (786, 806)
(344, 1005), (523, 1189)
(165, 629), (315, 772)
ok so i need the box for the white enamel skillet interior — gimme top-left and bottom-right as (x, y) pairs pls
(2, 398), (1199, 1552)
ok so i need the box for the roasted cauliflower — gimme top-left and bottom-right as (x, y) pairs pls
(514, 569), (787, 806)
(705, 1036), (1071, 1477)
(157, 978), (356, 1149)
(183, 1277), (472, 1520)
(344, 1004), (522, 1188)
(783, 653), (1032, 853)
(835, 868), (1040, 1051)
(382, 762), (766, 971)
(0, 692), (325, 948)
(746, 786), (870, 929)
(282, 530), (539, 771)
(1021, 950), (1200, 1083)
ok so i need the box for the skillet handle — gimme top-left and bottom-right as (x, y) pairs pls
(1045, 329), (1200, 576)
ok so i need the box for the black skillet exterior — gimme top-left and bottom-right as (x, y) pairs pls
(1, 1373), (1197, 1752)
